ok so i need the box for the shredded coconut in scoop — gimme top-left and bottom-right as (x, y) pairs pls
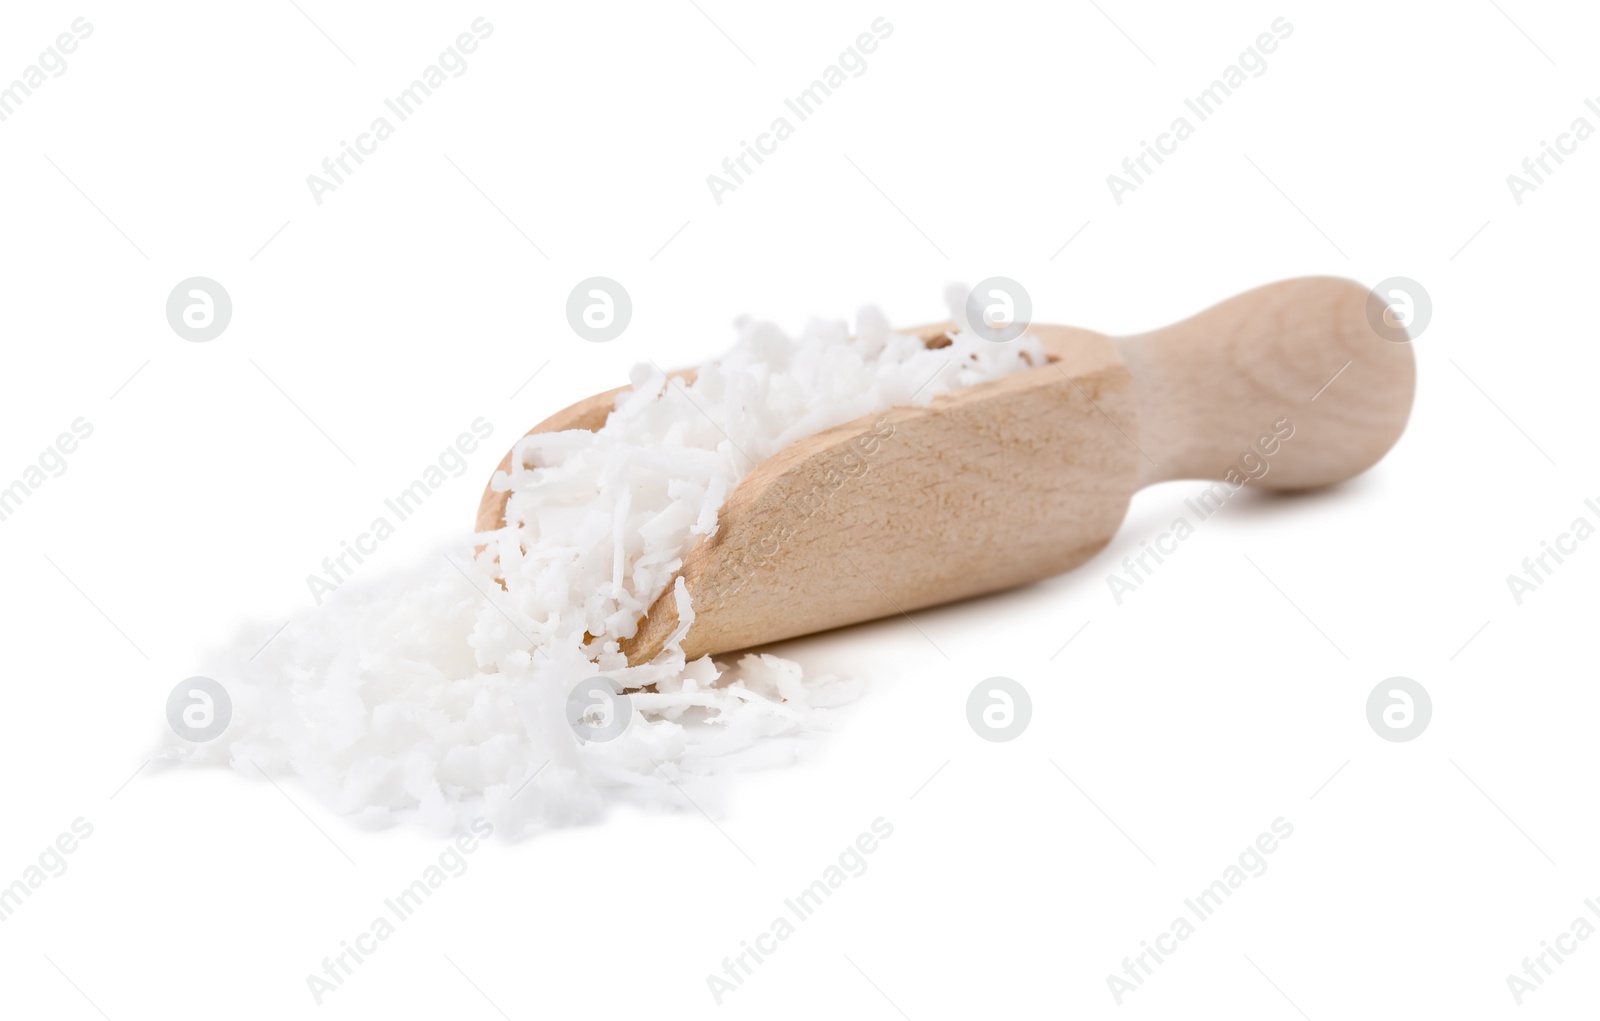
(170, 298), (1042, 837)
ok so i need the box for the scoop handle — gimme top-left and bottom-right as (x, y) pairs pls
(1114, 276), (1415, 490)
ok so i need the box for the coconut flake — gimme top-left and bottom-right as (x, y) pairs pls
(167, 296), (1041, 837)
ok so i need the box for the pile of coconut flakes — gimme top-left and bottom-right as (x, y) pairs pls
(167, 297), (1042, 838)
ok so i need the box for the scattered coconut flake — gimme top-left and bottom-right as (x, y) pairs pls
(166, 296), (1043, 838)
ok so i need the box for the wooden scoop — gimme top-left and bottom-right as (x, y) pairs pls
(477, 277), (1414, 664)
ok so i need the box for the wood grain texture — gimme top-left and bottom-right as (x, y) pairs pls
(1117, 276), (1415, 489)
(475, 277), (1415, 665)
(623, 326), (1137, 661)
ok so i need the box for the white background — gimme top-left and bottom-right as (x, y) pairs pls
(1, 1), (1596, 1017)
